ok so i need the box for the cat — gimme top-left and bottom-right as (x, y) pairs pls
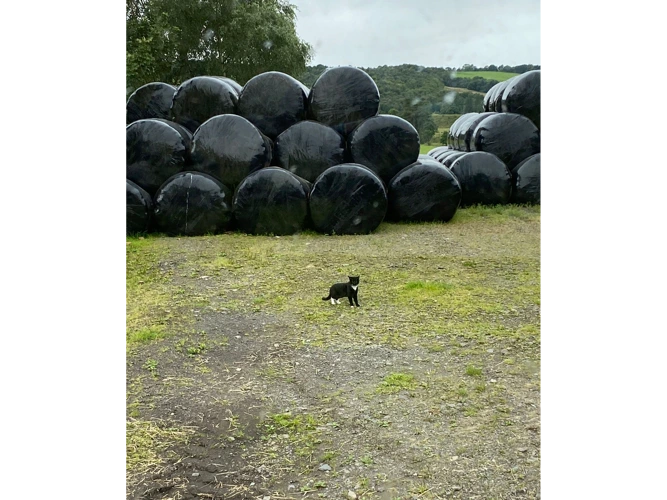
(322, 276), (360, 307)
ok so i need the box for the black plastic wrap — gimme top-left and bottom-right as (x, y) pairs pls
(127, 82), (176, 124)
(450, 152), (512, 206)
(427, 146), (450, 157)
(501, 70), (540, 129)
(471, 113), (540, 170)
(442, 151), (467, 168)
(492, 77), (519, 112)
(171, 76), (238, 133)
(126, 119), (190, 195)
(349, 114), (420, 184)
(483, 82), (503, 112)
(418, 154), (433, 161)
(274, 120), (345, 182)
(456, 112), (496, 152)
(238, 71), (309, 139)
(453, 113), (482, 150)
(308, 66), (380, 136)
(153, 171), (233, 236)
(512, 153), (540, 204)
(126, 179), (153, 234)
(213, 76), (243, 95)
(309, 163), (387, 234)
(388, 158), (461, 222)
(232, 167), (311, 235)
(190, 114), (272, 189)
(151, 119), (194, 153)
(448, 113), (477, 148)
(486, 82), (508, 113)
(434, 149), (460, 163)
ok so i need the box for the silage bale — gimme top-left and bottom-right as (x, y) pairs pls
(126, 119), (190, 195)
(153, 172), (233, 236)
(232, 167), (311, 235)
(190, 114), (272, 189)
(273, 120), (345, 183)
(388, 158), (461, 222)
(308, 66), (380, 136)
(126, 82), (176, 124)
(238, 71), (309, 139)
(309, 163), (387, 235)
(501, 70), (541, 129)
(449, 152), (512, 206)
(470, 112), (540, 171)
(126, 179), (153, 234)
(348, 114), (420, 184)
(170, 76), (238, 133)
(512, 153), (540, 204)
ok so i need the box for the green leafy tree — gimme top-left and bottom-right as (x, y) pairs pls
(126, 0), (312, 92)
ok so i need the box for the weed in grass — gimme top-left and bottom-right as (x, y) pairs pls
(143, 359), (158, 378)
(466, 364), (483, 377)
(377, 373), (417, 394)
(187, 342), (207, 356)
(360, 455), (374, 466)
(128, 325), (166, 345)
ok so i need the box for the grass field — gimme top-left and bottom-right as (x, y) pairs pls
(454, 71), (519, 81)
(126, 205), (541, 499)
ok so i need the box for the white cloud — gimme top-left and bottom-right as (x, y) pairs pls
(290, 0), (540, 68)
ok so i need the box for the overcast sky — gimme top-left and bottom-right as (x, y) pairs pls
(288, 0), (540, 69)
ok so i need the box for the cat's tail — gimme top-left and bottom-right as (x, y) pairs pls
(322, 293), (331, 300)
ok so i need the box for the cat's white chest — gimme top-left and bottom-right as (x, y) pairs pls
(351, 285), (358, 291)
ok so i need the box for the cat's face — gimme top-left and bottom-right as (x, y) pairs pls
(349, 276), (360, 286)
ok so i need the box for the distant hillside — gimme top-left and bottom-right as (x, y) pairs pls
(455, 71), (519, 81)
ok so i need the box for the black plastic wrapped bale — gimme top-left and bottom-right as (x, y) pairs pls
(232, 167), (310, 235)
(126, 119), (190, 195)
(190, 114), (272, 189)
(453, 113), (481, 150)
(427, 146), (450, 157)
(171, 76), (238, 133)
(126, 179), (153, 234)
(212, 76), (243, 95)
(273, 120), (345, 182)
(486, 81), (509, 113)
(449, 152), (512, 206)
(388, 159), (461, 222)
(502, 70), (541, 129)
(348, 115), (420, 184)
(492, 77), (519, 112)
(457, 112), (496, 152)
(483, 82), (503, 112)
(442, 151), (467, 168)
(238, 71), (309, 140)
(309, 163), (387, 235)
(308, 66), (380, 136)
(434, 149), (460, 163)
(151, 118), (194, 144)
(448, 113), (477, 148)
(512, 153), (540, 204)
(153, 172), (233, 236)
(471, 113), (540, 171)
(127, 82), (176, 124)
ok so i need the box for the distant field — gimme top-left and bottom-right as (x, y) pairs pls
(455, 71), (519, 81)
(432, 113), (461, 129)
(420, 143), (445, 154)
(443, 85), (486, 96)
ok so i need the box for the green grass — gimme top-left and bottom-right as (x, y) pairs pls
(126, 206), (540, 496)
(377, 373), (417, 394)
(454, 71), (519, 81)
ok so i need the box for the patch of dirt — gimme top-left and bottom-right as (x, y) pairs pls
(128, 310), (539, 499)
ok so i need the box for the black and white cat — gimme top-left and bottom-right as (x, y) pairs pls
(322, 276), (360, 307)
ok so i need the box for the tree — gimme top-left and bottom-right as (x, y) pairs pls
(126, 0), (313, 91)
